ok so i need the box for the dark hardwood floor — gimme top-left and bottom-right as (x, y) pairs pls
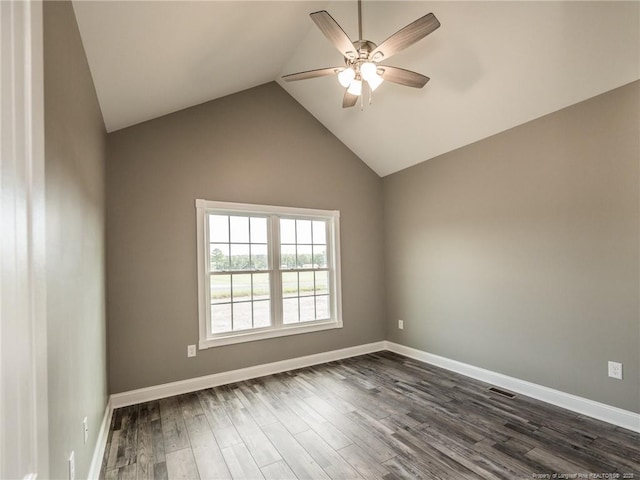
(100, 352), (640, 479)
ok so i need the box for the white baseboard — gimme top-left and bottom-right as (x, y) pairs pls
(384, 341), (640, 433)
(87, 398), (113, 480)
(110, 341), (387, 408)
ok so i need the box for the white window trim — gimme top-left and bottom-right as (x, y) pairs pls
(196, 199), (342, 349)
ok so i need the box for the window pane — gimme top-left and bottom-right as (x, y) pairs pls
(232, 274), (252, 302)
(233, 302), (252, 331)
(280, 218), (296, 244)
(211, 274), (231, 304)
(281, 244), (296, 269)
(283, 298), (298, 324)
(211, 304), (231, 333)
(230, 216), (250, 243)
(299, 296), (315, 322)
(253, 300), (271, 328)
(251, 244), (268, 270)
(312, 221), (326, 244)
(209, 215), (229, 243)
(250, 217), (267, 243)
(210, 244), (230, 271)
(230, 244), (251, 270)
(298, 271), (314, 296)
(314, 271), (328, 295)
(316, 295), (330, 320)
(297, 220), (312, 244)
(313, 245), (327, 268)
(252, 273), (270, 300)
(282, 272), (298, 298)
(297, 244), (312, 268)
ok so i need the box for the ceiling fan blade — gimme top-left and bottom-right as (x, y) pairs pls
(378, 66), (430, 88)
(343, 90), (358, 108)
(370, 13), (440, 61)
(282, 67), (343, 82)
(310, 11), (357, 60)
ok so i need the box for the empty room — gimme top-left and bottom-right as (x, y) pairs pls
(1, 0), (639, 479)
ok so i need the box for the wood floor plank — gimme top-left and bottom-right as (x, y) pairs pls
(197, 389), (234, 430)
(391, 425), (483, 480)
(182, 412), (231, 479)
(165, 448), (199, 480)
(106, 430), (121, 470)
(252, 382), (310, 435)
(211, 425), (243, 449)
(382, 454), (435, 480)
(305, 395), (397, 462)
(295, 429), (362, 479)
(525, 446), (586, 472)
(234, 381), (278, 426)
(413, 421), (536, 480)
(277, 389), (353, 450)
(116, 406), (139, 468)
(261, 422), (331, 480)
(217, 384), (283, 467)
(178, 392), (204, 418)
(149, 419), (166, 464)
(150, 461), (168, 480)
(104, 468), (118, 480)
(117, 463), (137, 480)
(138, 401), (160, 424)
(471, 438), (544, 478)
(221, 443), (264, 479)
(260, 460), (297, 480)
(159, 396), (190, 454)
(234, 420), (282, 468)
(135, 421), (153, 480)
(337, 443), (393, 480)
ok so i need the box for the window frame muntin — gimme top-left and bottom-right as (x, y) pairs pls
(196, 199), (342, 349)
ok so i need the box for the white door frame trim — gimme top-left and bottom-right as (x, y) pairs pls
(0, 1), (48, 478)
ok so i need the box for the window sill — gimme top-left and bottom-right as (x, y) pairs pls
(199, 319), (343, 349)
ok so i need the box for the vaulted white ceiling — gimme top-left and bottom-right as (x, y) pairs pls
(73, 1), (639, 177)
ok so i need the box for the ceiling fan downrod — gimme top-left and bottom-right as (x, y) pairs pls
(357, 0), (363, 41)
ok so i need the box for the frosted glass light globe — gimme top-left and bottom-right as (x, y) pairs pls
(347, 79), (362, 96)
(367, 73), (384, 91)
(360, 62), (378, 81)
(338, 68), (355, 88)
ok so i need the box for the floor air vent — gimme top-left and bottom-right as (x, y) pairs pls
(488, 387), (516, 398)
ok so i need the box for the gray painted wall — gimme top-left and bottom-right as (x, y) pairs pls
(106, 82), (386, 393)
(44, 2), (108, 477)
(383, 81), (640, 413)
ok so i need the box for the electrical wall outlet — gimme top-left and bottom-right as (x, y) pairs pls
(398, 320), (404, 330)
(83, 416), (88, 444)
(187, 344), (197, 357)
(608, 361), (622, 380)
(68, 451), (75, 480)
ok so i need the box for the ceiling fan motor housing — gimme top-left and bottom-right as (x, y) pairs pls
(345, 40), (380, 75)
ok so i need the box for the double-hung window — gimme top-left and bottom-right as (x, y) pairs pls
(196, 200), (342, 348)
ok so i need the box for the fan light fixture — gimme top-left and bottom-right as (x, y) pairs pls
(366, 72), (383, 91)
(338, 67), (355, 87)
(339, 62), (383, 93)
(347, 78), (362, 96)
(282, 0), (440, 108)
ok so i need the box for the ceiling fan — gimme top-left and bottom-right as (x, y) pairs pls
(282, 0), (440, 108)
